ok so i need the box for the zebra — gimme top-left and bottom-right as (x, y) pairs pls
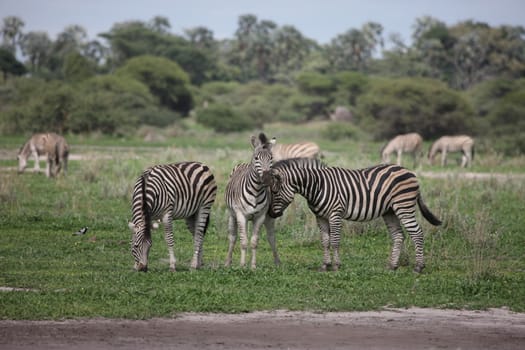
(128, 161), (217, 272)
(428, 135), (475, 168)
(17, 133), (69, 177)
(381, 132), (423, 168)
(267, 158), (442, 273)
(271, 141), (321, 162)
(224, 133), (280, 269)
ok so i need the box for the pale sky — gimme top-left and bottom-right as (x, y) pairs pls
(1, 0), (524, 46)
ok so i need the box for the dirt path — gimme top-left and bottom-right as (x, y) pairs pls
(1, 308), (524, 350)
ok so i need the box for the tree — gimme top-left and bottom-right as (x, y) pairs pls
(184, 26), (216, 50)
(272, 25), (313, 81)
(0, 47), (26, 80)
(62, 52), (95, 82)
(19, 31), (51, 73)
(324, 22), (384, 72)
(1, 16), (25, 53)
(116, 55), (194, 115)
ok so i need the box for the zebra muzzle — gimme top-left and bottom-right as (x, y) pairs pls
(136, 263), (148, 272)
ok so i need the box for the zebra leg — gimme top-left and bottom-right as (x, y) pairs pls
(32, 149), (40, 171)
(224, 214), (237, 267)
(398, 214), (425, 273)
(162, 214), (176, 271)
(441, 150), (447, 167)
(264, 216), (280, 266)
(316, 217), (331, 271)
(186, 214), (204, 270)
(250, 213), (267, 269)
(329, 215), (343, 271)
(396, 150), (402, 166)
(237, 214), (249, 267)
(383, 212), (404, 270)
(45, 158), (52, 177)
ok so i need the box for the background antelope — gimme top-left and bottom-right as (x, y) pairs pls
(268, 159), (442, 273)
(428, 135), (475, 168)
(381, 132), (423, 168)
(224, 133), (280, 269)
(17, 133), (69, 178)
(271, 141), (321, 162)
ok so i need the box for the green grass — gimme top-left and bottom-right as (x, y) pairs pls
(1, 126), (524, 319)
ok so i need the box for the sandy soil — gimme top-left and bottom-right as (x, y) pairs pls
(1, 308), (524, 350)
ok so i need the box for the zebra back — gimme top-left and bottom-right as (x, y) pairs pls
(270, 159), (423, 222)
(131, 162), (217, 225)
(271, 141), (320, 162)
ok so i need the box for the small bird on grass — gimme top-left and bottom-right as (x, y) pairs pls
(73, 227), (89, 236)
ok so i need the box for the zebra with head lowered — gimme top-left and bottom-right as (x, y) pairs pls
(267, 158), (442, 273)
(428, 135), (475, 168)
(381, 132), (423, 168)
(271, 141), (321, 162)
(224, 133), (280, 269)
(129, 161), (217, 272)
(17, 132), (69, 177)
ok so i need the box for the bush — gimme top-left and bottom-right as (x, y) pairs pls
(195, 103), (254, 133)
(321, 122), (361, 140)
(356, 77), (474, 139)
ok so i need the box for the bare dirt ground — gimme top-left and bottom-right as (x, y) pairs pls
(1, 308), (524, 350)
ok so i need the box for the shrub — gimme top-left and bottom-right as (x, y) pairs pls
(195, 103), (254, 133)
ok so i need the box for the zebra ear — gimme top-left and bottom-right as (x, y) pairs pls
(250, 135), (259, 149)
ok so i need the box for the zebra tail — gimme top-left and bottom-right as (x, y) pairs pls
(417, 195), (442, 226)
(140, 173), (152, 238)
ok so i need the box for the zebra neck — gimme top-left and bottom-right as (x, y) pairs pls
(292, 169), (320, 199)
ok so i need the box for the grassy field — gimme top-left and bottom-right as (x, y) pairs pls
(1, 124), (524, 319)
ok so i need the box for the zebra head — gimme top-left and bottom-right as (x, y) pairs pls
(250, 133), (275, 184)
(128, 221), (152, 272)
(267, 168), (294, 218)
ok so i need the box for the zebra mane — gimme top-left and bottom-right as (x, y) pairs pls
(273, 157), (326, 170)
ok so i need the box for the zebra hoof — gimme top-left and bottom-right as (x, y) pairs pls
(388, 264), (399, 271)
(413, 265), (425, 273)
(318, 264), (329, 272)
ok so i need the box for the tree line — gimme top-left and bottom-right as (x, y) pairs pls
(0, 14), (524, 154)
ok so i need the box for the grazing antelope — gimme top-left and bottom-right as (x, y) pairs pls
(428, 135), (475, 168)
(17, 133), (69, 177)
(381, 132), (423, 168)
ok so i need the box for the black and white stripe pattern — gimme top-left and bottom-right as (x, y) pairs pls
(224, 133), (280, 269)
(271, 141), (321, 162)
(129, 161), (217, 272)
(268, 158), (441, 273)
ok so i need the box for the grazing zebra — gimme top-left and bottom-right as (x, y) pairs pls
(428, 135), (475, 168)
(224, 133), (280, 269)
(17, 133), (69, 177)
(381, 132), (423, 168)
(128, 161), (217, 272)
(271, 141), (321, 162)
(267, 158), (442, 273)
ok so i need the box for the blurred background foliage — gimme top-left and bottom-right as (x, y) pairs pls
(1, 14), (525, 154)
